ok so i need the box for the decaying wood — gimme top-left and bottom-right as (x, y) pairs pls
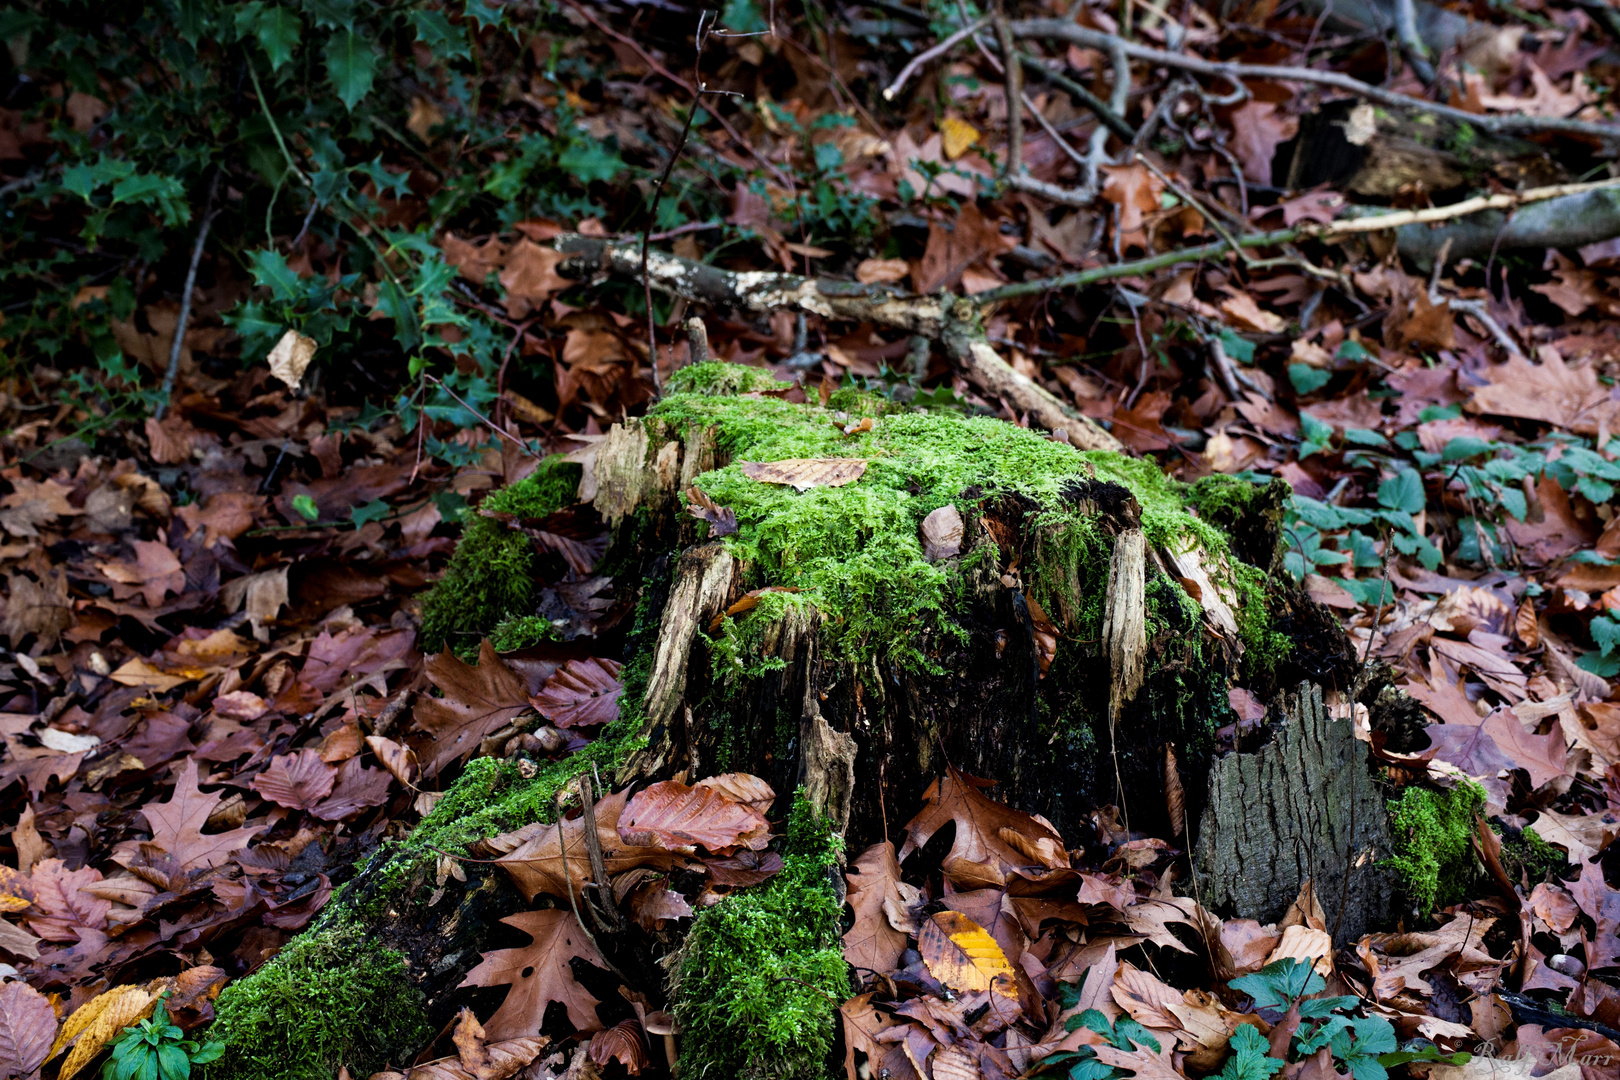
(552, 234), (1124, 453)
(1193, 683), (1394, 944)
(630, 542), (736, 779)
(1102, 528), (1146, 728)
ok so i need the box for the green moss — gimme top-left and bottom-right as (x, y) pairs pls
(487, 613), (560, 652)
(667, 360), (793, 396)
(1386, 781), (1486, 912)
(418, 456), (582, 654)
(205, 921), (432, 1080)
(1497, 820), (1565, 887)
(671, 791), (849, 1080)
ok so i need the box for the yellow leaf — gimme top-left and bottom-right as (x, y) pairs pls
(0, 866), (31, 913)
(53, 984), (155, 1080)
(919, 910), (1018, 997)
(939, 116), (980, 160)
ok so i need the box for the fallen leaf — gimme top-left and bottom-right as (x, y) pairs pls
(692, 773), (775, 814)
(618, 780), (770, 852)
(899, 766), (1068, 887)
(252, 749), (338, 811)
(739, 458), (867, 492)
(940, 116), (980, 160)
(116, 757), (267, 871)
(416, 642), (532, 776)
(266, 329), (316, 389)
(843, 841), (918, 976)
(0, 979), (54, 1079)
(459, 910), (606, 1038)
(918, 910), (1018, 998)
(921, 505), (964, 561)
(531, 657), (623, 729)
(54, 983), (154, 1080)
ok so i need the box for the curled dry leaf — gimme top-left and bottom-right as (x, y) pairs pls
(920, 504), (963, 562)
(266, 328), (316, 390)
(738, 457), (867, 492)
(531, 657), (623, 729)
(899, 766), (1069, 888)
(618, 780), (771, 853)
(588, 1019), (649, 1075)
(843, 841), (916, 976)
(685, 486), (737, 538)
(366, 735), (418, 787)
(918, 910), (1018, 998)
(54, 983), (155, 1080)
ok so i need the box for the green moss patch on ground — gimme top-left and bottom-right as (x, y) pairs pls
(1386, 780), (1486, 912)
(205, 920), (433, 1080)
(670, 791), (849, 1080)
(418, 455), (582, 654)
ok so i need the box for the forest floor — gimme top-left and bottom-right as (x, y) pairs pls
(0, 1), (1617, 1079)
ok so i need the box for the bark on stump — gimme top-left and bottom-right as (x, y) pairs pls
(1194, 682), (1395, 944)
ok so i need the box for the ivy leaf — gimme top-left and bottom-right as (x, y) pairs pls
(1229, 958), (1323, 1009)
(407, 10), (470, 60)
(1215, 1024), (1283, 1080)
(325, 30), (378, 111)
(349, 500), (390, 527)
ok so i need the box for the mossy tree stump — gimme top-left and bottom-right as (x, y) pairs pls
(208, 365), (1393, 1078)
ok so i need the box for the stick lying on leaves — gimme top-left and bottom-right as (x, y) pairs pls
(1012, 18), (1620, 145)
(552, 233), (1127, 452)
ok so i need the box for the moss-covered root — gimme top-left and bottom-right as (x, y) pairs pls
(670, 791), (851, 1080)
(1385, 781), (1485, 913)
(418, 455), (582, 655)
(205, 922), (433, 1080)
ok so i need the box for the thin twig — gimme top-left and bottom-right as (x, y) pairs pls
(1013, 18), (1620, 143)
(421, 372), (533, 454)
(1015, 50), (1136, 141)
(642, 10), (718, 397)
(994, 5), (1022, 179)
(883, 16), (989, 100)
(156, 171), (222, 421)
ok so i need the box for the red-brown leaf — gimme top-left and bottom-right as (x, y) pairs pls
(531, 657), (623, 729)
(458, 910), (606, 1038)
(251, 749), (337, 811)
(618, 780), (771, 853)
(415, 642), (532, 776)
(0, 979), (55, 1077)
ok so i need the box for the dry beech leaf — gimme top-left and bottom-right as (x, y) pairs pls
(921, 505), (964, 562)
(618, 780), (770, 853)
(366, 735), (419, 787)
(0, 979), (55, 1079)
(1112, 961), (1184, 1033)
(1265, 923), (1334, 976)
(54, 983), (155, 1080)
(738, 458), (867, 492)
(531, 657), (623, 729)
(266, 329), (316, 390)
(918, 910), (1018, 998)
(486, 789), (679, 904)
(693, 773), (775, 814)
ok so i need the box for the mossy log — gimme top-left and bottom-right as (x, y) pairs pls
(208, 369), (1397, 1078)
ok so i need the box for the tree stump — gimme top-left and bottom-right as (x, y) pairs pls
(1194, 682), (1396, 944)
(208, 366), (1388, 1077)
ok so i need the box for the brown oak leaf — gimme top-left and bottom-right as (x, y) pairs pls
(116, 757), (267, 871)
(251, 749), (337, 811)
(459, 910), (606, 1038)
(415, 642), (532, 776)
(899, 766), (1069, 888)
(531, 658), (623, 729)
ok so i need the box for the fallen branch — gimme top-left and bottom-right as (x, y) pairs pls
(156, 171), (221, 421)
(1012, 17), (1620, 145)
(882, 17), (989, 100)
(552, 234), (1124, 452)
